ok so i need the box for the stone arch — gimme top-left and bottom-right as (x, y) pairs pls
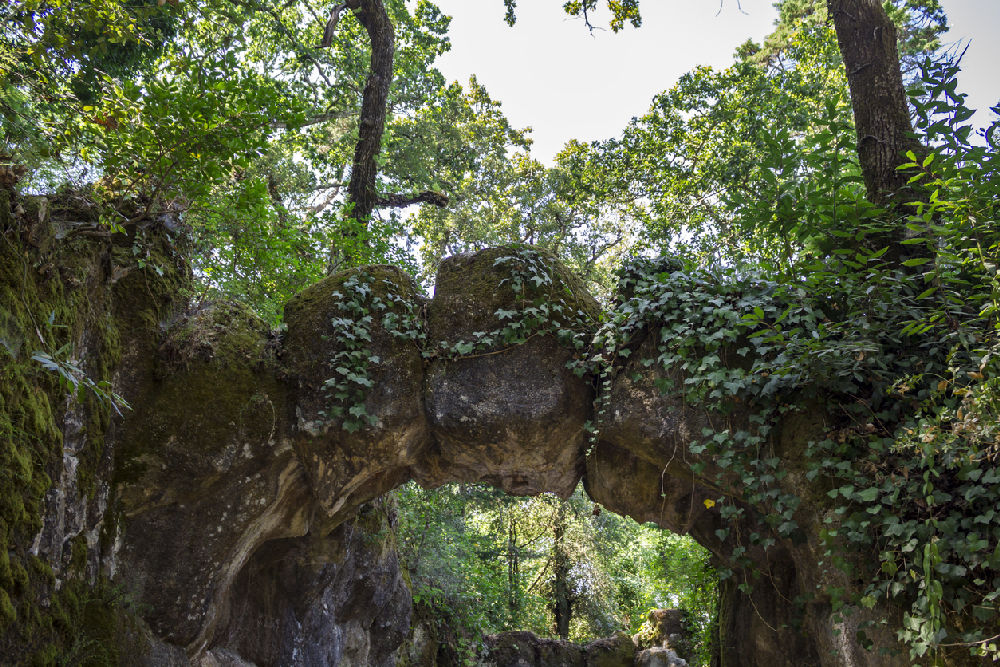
(114, 247), (904, 666)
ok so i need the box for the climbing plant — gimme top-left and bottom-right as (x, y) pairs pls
(582, 59), (1000, 660)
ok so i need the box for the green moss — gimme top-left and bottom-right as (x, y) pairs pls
(428, 244), (601, 346)
(0, 588), (16, 626)
(159, 300), (275, 373)
(586, 632), (636, 667)
(0, 549), (12, 589)
(0, 190), (190, 661)
(11, 559), (28, 591)
(114, 302), (283, 488)
(69, 535), (88, 574)
(283, 263), (423, 379)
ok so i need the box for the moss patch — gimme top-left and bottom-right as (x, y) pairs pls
(428, 244), (601, 346)
(0, 189), (189, 662)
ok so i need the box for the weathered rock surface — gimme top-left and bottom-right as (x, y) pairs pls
(211, 501), (410, 667)
(283, 266), (430, 525)
(635, 647), (687, 667)
(417, 248), (600, 497)
(114, 246), (916, 666)
(477, 630), (635, 667)
(110, 247), (605, 664)
(634, 609), (692, 656)
(115, 303), (312, 654)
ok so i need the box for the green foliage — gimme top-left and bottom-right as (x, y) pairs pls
(320, 269), (424, 431)
(29, 311), (130, 415)
(502, 0), (641, 32)
(433, 247), (595, 360)
(408, 83), (638, 294)
(583, 56), (999, 660)
(396, 482), (716, 662)
(2, 0), (461, 322)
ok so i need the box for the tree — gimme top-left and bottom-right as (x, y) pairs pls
(550, 500), (575, 639)
(407, 87), (639, 293)
(2, 0), (474, 319)
(503, 0), (935, 264)
(827, 0), (925, 210)
(320, 0), (447, 267)
(395, 482), (717, 658)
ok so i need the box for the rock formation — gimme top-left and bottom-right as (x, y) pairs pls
(2, 192), (937, 665)
(477, 630), (636, 666)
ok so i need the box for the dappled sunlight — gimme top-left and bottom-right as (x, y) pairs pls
(395, 481), (716, 664)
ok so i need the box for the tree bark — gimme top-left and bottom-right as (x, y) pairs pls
(321, 0), (447, 272)
(507, 514), (521, 622)
(346, 0), (395, 225)
(827, 0), (923, 209)
(551, 502), (572, 640)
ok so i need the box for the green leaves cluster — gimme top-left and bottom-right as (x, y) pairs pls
(585, 54), (1000, 658)
(435, 247), (594, 361)
(395, 482), (716, 662)
(320, 271), (424, 432)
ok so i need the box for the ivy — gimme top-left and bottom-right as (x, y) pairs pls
(430, 247), (595, 362)
(575, 59), (1000, 661)
(320, 271), (424, 432)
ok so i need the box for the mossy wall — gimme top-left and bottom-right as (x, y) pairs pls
(0, 188), (187, 663)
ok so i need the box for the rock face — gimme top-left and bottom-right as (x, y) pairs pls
(211, 501), (411, 667)
(634, 610), (691, 667)
(635, 648), (687, 667)
(416, 248), (599, 497)
(115, 303), (312, 653)
(4, 209), (935, 667)
(283, 266), (430, 525)
(107, 246), (606, 663)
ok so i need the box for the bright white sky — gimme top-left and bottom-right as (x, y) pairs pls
(430, 0), (1000, 163)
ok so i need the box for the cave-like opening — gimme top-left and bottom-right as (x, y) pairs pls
(392, 480), (717, 665)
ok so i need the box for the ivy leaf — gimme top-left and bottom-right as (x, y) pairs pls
(856, 487), (879, 502)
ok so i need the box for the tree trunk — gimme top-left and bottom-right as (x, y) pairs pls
(552, 502), (572, 639)
(323, 0), (446, 272)
(507, 512), (521, 623)
(346, 0), (394, 226)
(827, 0), (923, 209)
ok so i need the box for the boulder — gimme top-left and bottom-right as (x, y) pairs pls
(477, 630), (636, 667)
(417, 247), (599, 497)
(211, 501), (411, 667)
(115, 303), (312, 653)
(635, 647), (687, 667)
(583, 632), (636, 667)
(635, 609), (692, 655)
(283, 265), (430, 523)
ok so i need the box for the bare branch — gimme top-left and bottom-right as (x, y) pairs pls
(376, 190), (448, 208)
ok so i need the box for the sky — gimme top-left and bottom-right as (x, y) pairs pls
(429, 0), (1000, 164)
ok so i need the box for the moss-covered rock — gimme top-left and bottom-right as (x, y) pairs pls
(115, 302), (309, 653)
(417, 246), (600, 497)
(477, 630), (636, 667)
(584, 631), (636, 667)
(0, 187), (189, 662)
(283, 265), (430, 524)
(426, 245), (600, 347)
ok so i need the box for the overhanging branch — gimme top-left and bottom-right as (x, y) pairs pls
(376, 191), (448, 209)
